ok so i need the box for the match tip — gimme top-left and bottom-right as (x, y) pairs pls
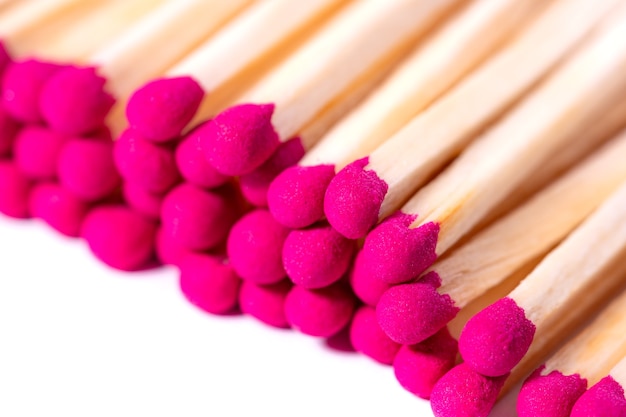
(571, 376), (626, 417)
(82, 205), (157, 271)
(268, 163), (336, 228)
(349, 248), (392, 306)
(459, 297), (535, 377)
(283, 223), (356, 289)
(30, 182), (90, 237)
(324, 157), (388, 239)
(284, 282), (356, 338)
(14, 125), (68, 180)
(0, 42), (11, 76)
(58, 138), (121, 202)
(2, 58), (63, 123)
(0, 105), (21, 156)
(126, 76), (204, 142)
(40, 66), (114, 135)
(0, 160), (32, 218)
(239, 136), (304, 207)
(377, 272), (459, 344)
(179, 253), (241, 315)
(349, 305), (401, 365)
(203, 103), (279, 176)
(226, 209), (290, 285)
(239, 279), (292, 329)
(362, 213), (440, 285)
(122, 182), (164, 220)
(430, 363), (508, 417)
(393, 327), (458, 399)
(518, 367), (587, 417)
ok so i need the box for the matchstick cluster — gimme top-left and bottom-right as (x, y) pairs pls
(1, 0), (626, 416)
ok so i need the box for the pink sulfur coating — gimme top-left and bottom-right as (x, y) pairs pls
(14, 126), (68, 180)
(0, 160), (32, 218)
(126, 76), (204, 143)
(282, 223), (356, 289)
(179, 253), (241, 315)
(175, 121), (230, 189)
(518, 367), (587, 417)
(571, 376), (626, 417)
(360, 212), (440, 285)
(155, 227), (195, 267)
(376, 272), (459, 345)
(349, 249), (392, 306)
(58, 138), (121, 202)
(30, 182), (90, 237)
(393, 327), (459, 399)
(239, 279), (293, 328)
(268, 163), (336, 229)
(0, 105), (21, 156)
(459, 297), (536, 377)
(0, 42), (11, 76)
(284, 282), (357, 338)
(114, 128), (181, 194)
(349, 305), (401, 365)
(160, 183), (238, 251)
(226, 209), (289, 285)
(82, 205), (157, 271)
(122, 182), (164, 220)
(430, 363), (509, 417)
(40, 66), (115, 135)
(239, 136), (305, 207)
(203, 103), (280, 176)
(2, 59), (63, 123)
(324, 157), (388, 239)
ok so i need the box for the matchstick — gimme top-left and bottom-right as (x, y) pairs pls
(353, 0), (626, 289)
(201, 0), (463, 176)
(266, 0), (545, 229)
(517, 286), (626, 417)
(323, 0), (618, 239)
(570, 356), (626, 415)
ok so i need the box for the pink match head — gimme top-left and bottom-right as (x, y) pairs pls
(283, 223), (356, 289)
(393, 327), (459, 399)
(571, 376), (626, 417)
(349, 305), (401, 365)
(2, 59), (63, 123)
(226, 209), (289, 285)
(0, 160), (32, 218)
(430, 363), (509, 417)
(82, 205), (157, 271)
(126, 76), (204, 143)
(160, 183), (238, 251)
(377, 272), (459, 345)
(175, 121), (230, 189)
(459, 297), (536, 377)
(268, 163), (336, 229)
(179, 253), (241, 315)
(14, 126), (68, 180)
(203, 103), (280, 176)
(122, 182), (164, 220)
(114, 128), (181, 194)
(518, 367), (587, 417)
(0, 105), (21, 156)
(361, 213), (439, 285)
(30, 182), (90, 237)
(58, 138), (121, 202)
(239, 279), (293, 329)
(324, 157), (388, 239)
(40, 66), (115, 135)
(0, 42), (11, 76)
(239, 136), (304, 207)
(284, 282), (357, 338)
(155, 227), (195, 267)
(349, 249), (392, 306)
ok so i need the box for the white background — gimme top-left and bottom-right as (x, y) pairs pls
(0, 215), (518, 417)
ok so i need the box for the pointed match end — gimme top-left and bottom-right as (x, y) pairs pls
(324, 157), (388, 239)
(518, 367), (587, 417)
(571, 376), (626, 417)
(203, 103), (279, 176)
(459, 297), (535, 377)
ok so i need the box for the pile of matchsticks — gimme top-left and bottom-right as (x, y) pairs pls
(1, 0), (626, 415)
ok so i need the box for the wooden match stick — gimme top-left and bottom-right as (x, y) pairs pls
(202, 0), (463, 176)
(266, 0), (546, 229)
(517, 286), (626, 416)
(571, 356), (626, 415)
(323, 0), (618, 239)
(375, 128), (626, 346)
